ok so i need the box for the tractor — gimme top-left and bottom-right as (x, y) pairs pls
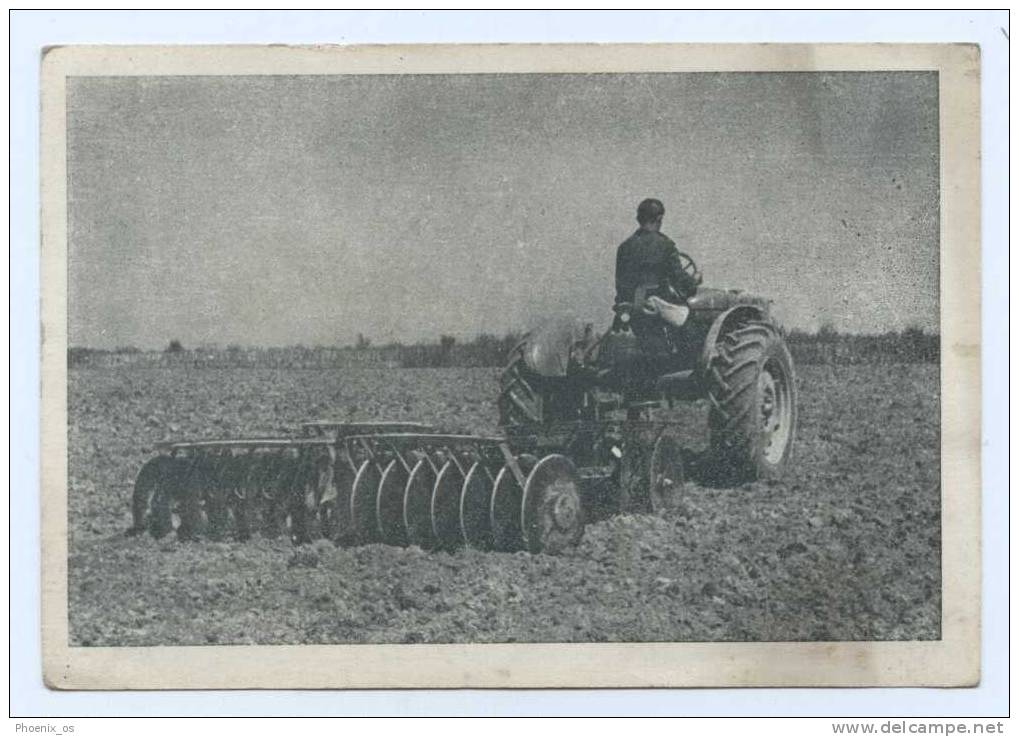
(129, 254), (797, 555)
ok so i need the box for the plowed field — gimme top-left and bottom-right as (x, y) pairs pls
(67, 364), (940, 645)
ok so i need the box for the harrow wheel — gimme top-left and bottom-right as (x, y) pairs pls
(648, 432), (684, 513)
(490, 454), (537, 552)
(350, 459), (383, 544)
(618, 425), (657, 514)
(521, 454), (585, 555)
(376, 459), (410, 546)
(460, 461), (496, 550)
(404, 459), (438, 550)
(619, 428), (686, 514)
(431, 460), (466, 551)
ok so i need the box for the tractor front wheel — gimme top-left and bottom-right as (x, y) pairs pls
(497, 346), (545, 427)
(497, 345), (586, 427)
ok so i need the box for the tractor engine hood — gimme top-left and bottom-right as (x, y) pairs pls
(520, 318), (591, 377)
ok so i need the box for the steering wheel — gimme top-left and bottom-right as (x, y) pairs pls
(677, 251), (702, 285)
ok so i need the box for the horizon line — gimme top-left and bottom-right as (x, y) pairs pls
(68, 327), (942, 353)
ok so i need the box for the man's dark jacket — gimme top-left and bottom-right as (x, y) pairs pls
(614, 228), (698, 305)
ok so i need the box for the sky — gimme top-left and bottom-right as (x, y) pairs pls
(66, 72), (939, 349)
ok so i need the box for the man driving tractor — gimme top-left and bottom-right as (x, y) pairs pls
(614, 198), (701, 347)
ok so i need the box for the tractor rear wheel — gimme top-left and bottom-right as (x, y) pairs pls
(705, 321), (797, 481)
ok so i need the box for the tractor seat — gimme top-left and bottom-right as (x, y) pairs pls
(643, 296), (689, 328)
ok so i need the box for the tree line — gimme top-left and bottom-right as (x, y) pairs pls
(69, 325), (938, 369)
(783, 325), (939, 365)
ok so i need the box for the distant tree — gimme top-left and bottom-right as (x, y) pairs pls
(474, 333), (498, 350)
(817, 322), (839, 342)
(67, 346), (94, 367)
(439, 335), (457, 367)
(901, 325), (925, 342)
(901, 325), (935, 362)
(165, 339), (184, 353)
(356, 333), (372, 350)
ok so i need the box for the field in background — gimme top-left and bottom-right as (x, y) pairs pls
(67, 363), (940, 645)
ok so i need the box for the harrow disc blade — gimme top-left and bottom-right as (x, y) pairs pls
(306, 453), (338, 541)
(490, 454), (537, 552)
(263, 456), (298, 539)
(177, 455), (216, 540)
(376, 459), (410, 546)
(404, 458), (437, 550)
(649, 432), (685, 513)
(288, 454), (322, 545)
(219, 454), (250, 498)
(521, 454), (585, 555)
(204, 455), (236, 540)
(459, 461), (495, 550)
(224, 454), (255, 536)
(245, 454), (277, 536)
(130, 455), (177, 536)
(329, 461), (358, 546)
(256, 455), (282, 502)
(147, 456), (192, 539)
(234, 455), (266, 541)
(431, 460), (466, 551)
(350, 459), (383, 544)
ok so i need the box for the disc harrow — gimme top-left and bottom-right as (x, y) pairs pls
(129, 422), (588, 555)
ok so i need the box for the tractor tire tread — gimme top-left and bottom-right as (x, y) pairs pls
(705, 320), (797, 481)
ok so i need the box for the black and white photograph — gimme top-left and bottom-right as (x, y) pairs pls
(39, 43), (981, 689)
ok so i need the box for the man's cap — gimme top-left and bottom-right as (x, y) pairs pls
(637, 198), (665, 225)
